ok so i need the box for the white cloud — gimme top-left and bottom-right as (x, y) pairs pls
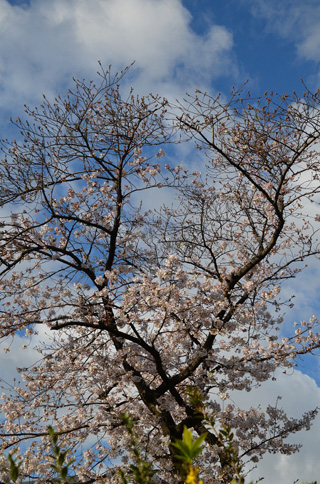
(0, 324), (49, 386)
(0, 0), (235, 114)
(233, 370), (320, 483)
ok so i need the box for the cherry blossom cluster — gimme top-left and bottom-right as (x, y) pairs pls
(0, 67), (320, 483)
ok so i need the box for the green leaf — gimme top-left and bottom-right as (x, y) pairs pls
(193, 432), (208, 449)
(60, 465), (69, 479)
(171, 441), (190, 454)
(8, 452), (22, 483)
(182, 426), (193, 447)
(172, 426), (207, 466)
(57, 450), (68, 466)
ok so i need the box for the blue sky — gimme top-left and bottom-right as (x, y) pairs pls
(185, 0), (320, 95)
(185, 0), (299, 93)
(1, 0), (320, 482)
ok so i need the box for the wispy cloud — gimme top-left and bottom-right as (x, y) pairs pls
(244, 0), (320, 64)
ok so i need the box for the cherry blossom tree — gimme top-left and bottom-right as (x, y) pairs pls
(0, 67), (320, 483)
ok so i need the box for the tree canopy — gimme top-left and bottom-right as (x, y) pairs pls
(0, 67), (320, 483)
